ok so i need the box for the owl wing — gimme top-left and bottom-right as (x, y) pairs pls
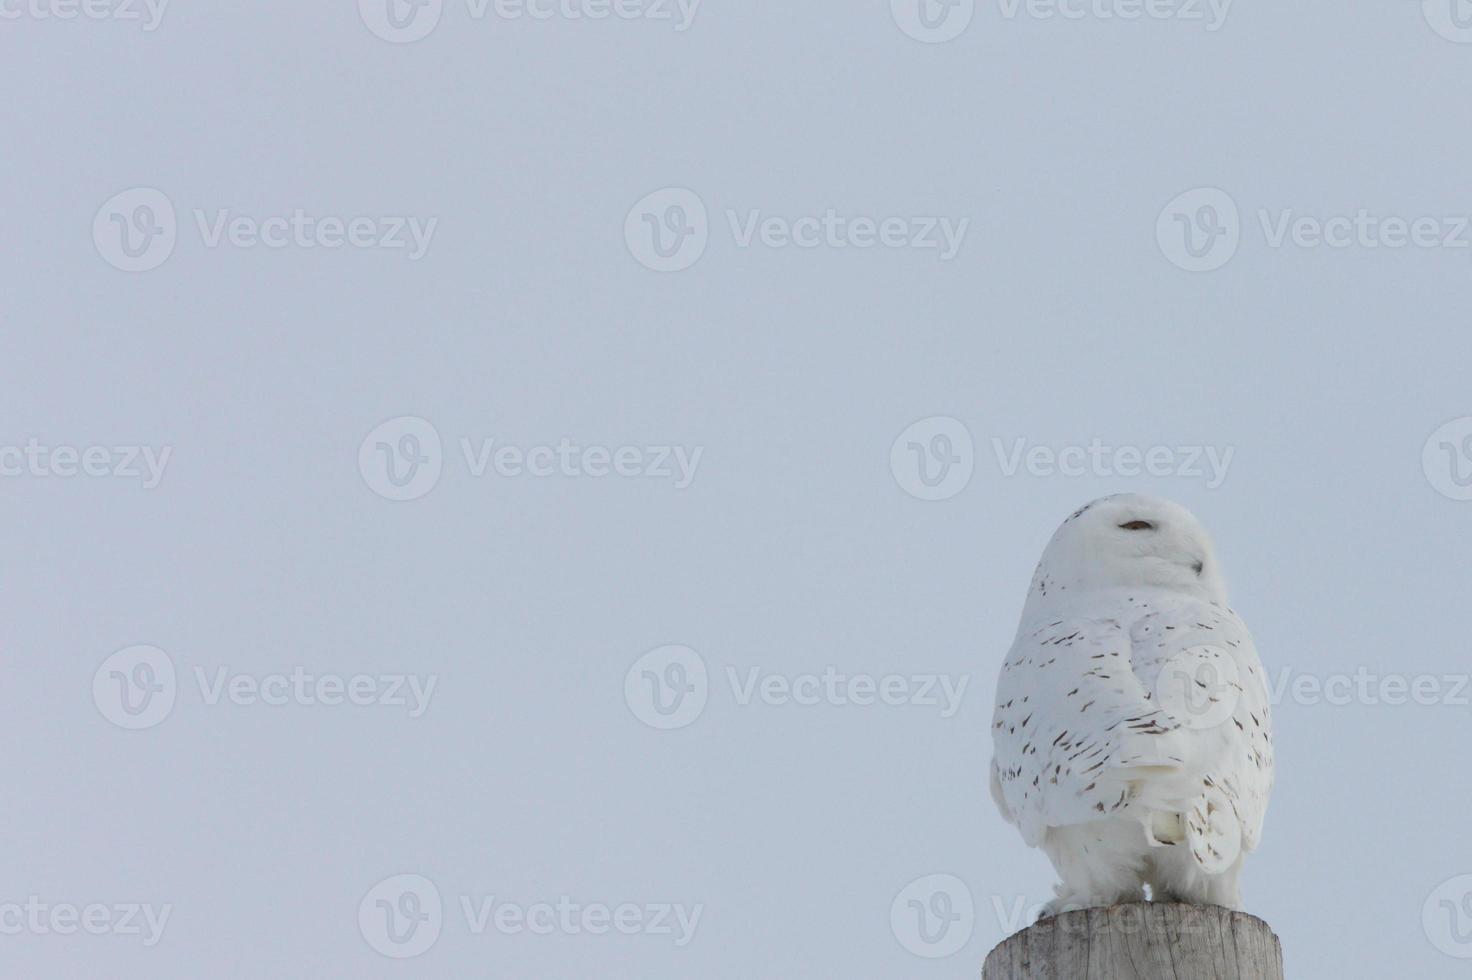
(990, 597), (1273, 863)
(991, 611), (1188, 847)
(1122, 599), (1274, 856)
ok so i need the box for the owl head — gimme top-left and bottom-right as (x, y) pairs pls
(1023, 494), (1228, 612)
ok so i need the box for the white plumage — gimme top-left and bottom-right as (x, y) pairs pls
(990, 494), (1273, 916)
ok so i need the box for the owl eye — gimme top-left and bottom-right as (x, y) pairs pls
(1118, 520), (1155, 531)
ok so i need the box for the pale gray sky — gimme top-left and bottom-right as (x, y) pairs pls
(4, 1), (1472, 976)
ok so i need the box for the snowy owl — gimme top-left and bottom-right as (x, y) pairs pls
(989, 494), (1273, 917)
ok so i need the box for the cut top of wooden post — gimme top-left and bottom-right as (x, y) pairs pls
(982, 903), (1283, 980)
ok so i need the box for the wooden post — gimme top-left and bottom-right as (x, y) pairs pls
(982, 903), (1283, 980)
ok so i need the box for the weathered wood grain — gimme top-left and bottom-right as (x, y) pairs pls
(982, 903), (1283, 980)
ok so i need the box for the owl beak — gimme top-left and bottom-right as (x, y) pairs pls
(1191, 560), (1205, 576)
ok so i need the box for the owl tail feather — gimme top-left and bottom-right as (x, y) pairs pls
(1183, 785), (1243, 874)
